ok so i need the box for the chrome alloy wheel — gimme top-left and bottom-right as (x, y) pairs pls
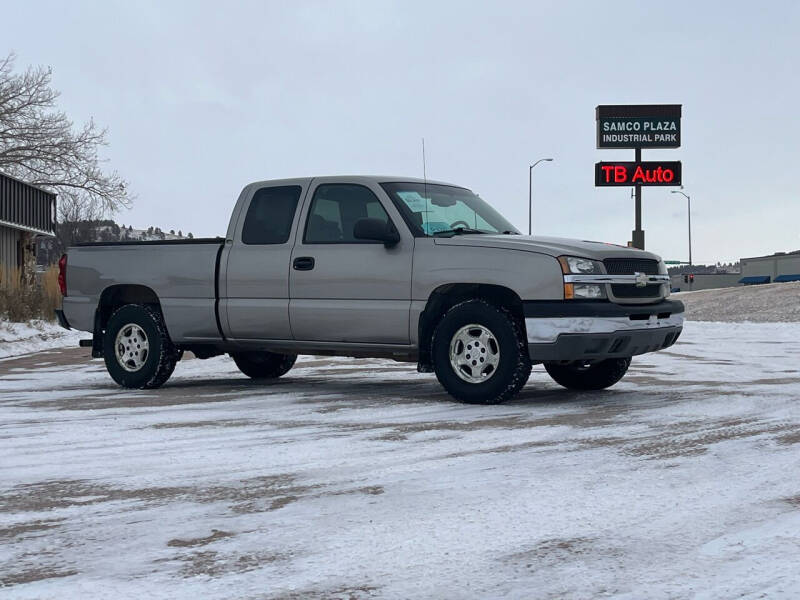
(115, 323), (149, 372)
(449, 323), (500, 383)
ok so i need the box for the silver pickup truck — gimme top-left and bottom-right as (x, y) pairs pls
(56, 176), (683, 404)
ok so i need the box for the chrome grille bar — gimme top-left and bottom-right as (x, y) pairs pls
(564, 274), (670, 285)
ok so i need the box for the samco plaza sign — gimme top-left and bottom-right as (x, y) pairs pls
(596, 104), (681, 149)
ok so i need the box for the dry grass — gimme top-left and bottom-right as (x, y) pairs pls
(0, 265), (61, 322)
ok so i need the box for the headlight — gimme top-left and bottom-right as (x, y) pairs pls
(558, 256), (603, 274)
(558, 256), (606, 300)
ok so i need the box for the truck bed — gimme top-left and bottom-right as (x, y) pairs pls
(63, 239), (225, 342)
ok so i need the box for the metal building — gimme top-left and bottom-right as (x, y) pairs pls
(740, 251), (800, 284)
(669, 272), (742, 292)
(0, 171), (57, 272)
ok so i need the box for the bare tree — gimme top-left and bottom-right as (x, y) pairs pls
(0, 53), (131, 248)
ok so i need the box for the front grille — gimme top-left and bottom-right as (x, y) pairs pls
(603, 258), (659, 275)
(611, 284), (662, 298)
(604, 258), (662, 299)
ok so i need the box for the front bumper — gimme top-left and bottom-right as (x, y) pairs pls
(524, 299), (683, 362)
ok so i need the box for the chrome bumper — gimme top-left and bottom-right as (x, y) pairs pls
(523, 300), (684, 361)
(526, 312), (684, 344)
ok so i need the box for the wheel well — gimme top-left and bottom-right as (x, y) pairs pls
(417, 284), (525, 370)
(97, 285), (161, 332)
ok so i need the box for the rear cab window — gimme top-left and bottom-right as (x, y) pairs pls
(241, 186), (302, 245)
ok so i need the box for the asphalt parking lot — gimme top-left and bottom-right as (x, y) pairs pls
(2, 321), (800, 599)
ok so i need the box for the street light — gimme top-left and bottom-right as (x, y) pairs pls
(671, 189), (692, 266)
(529, 158), (553, 235)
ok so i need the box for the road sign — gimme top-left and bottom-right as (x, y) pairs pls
(595, 161), (682, 187)
(596, 105), (681, 149)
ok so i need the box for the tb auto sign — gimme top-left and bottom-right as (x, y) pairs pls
(596, 104), (681, 149)
(595, 161), (682, 186)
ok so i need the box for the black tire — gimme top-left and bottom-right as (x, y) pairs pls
(103, 304), (178, 389)
(230, 351), (297, 379)
(431, 299), (531, 404)
(544, 357), (631, 391)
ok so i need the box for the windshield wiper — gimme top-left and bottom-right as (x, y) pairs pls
(432, 227), (488, 237)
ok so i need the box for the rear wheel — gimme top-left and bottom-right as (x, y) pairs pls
(230, 351), (297, 379)
(432, 300), (531, 404)
(544, 357), (631, 391)
(103, 304), (178, 389)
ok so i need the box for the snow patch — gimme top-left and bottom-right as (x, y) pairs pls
(0, 319), (87, 359)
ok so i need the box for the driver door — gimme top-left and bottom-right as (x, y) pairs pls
(289, 179), (414, 344)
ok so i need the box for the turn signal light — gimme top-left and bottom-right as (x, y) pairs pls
(563, 283), (574, 299)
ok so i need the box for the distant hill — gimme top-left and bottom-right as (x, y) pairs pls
(37, 220), (194, 264)
(98, 222), (193, 243)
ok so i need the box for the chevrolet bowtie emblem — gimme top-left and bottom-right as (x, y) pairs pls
(634, 272), (648, 287)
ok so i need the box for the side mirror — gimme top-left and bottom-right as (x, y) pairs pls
(353, 218), (401, 247)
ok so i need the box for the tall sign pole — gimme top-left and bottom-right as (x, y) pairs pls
(634, 147), (643, 249)
(595, 104), (682, 250)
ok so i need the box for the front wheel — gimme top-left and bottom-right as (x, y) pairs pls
(432, 300), (531, 404)
(544, 357), (631, 391)
(230, 351), (297, 379)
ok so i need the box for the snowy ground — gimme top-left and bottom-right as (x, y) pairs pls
(1, 321), (799, 598)
(0, 320), (86, 359)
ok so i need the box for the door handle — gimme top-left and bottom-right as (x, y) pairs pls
(293, 256), (315, 271)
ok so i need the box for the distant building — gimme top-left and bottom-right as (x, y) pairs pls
(0, 171), (56, 276)
(670, 272), (742, 292)
(740, 251), (800, 284)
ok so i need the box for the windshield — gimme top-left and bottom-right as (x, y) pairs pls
(380, 182), (519, 237)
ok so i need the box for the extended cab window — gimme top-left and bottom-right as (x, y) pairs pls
(304, 184), (390, 243)
(241, 185), (302, 245)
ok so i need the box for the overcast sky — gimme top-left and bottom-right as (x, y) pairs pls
(5, 0), (799, 262)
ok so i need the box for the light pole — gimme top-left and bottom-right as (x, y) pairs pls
(671, 189), (692, 266)
(528, 158), (553, 235)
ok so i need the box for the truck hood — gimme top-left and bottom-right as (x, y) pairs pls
(433, 234), (663, 261)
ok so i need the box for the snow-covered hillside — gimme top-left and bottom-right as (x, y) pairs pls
(676, 281), (800, 322)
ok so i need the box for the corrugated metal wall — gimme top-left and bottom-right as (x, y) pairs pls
(0, 224), (20, 271)
(0, 172), (56, 234)
(0, 172), (56, 271)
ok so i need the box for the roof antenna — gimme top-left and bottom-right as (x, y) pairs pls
(422, 137), (430, 230)
(422, 137), (427, 183)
